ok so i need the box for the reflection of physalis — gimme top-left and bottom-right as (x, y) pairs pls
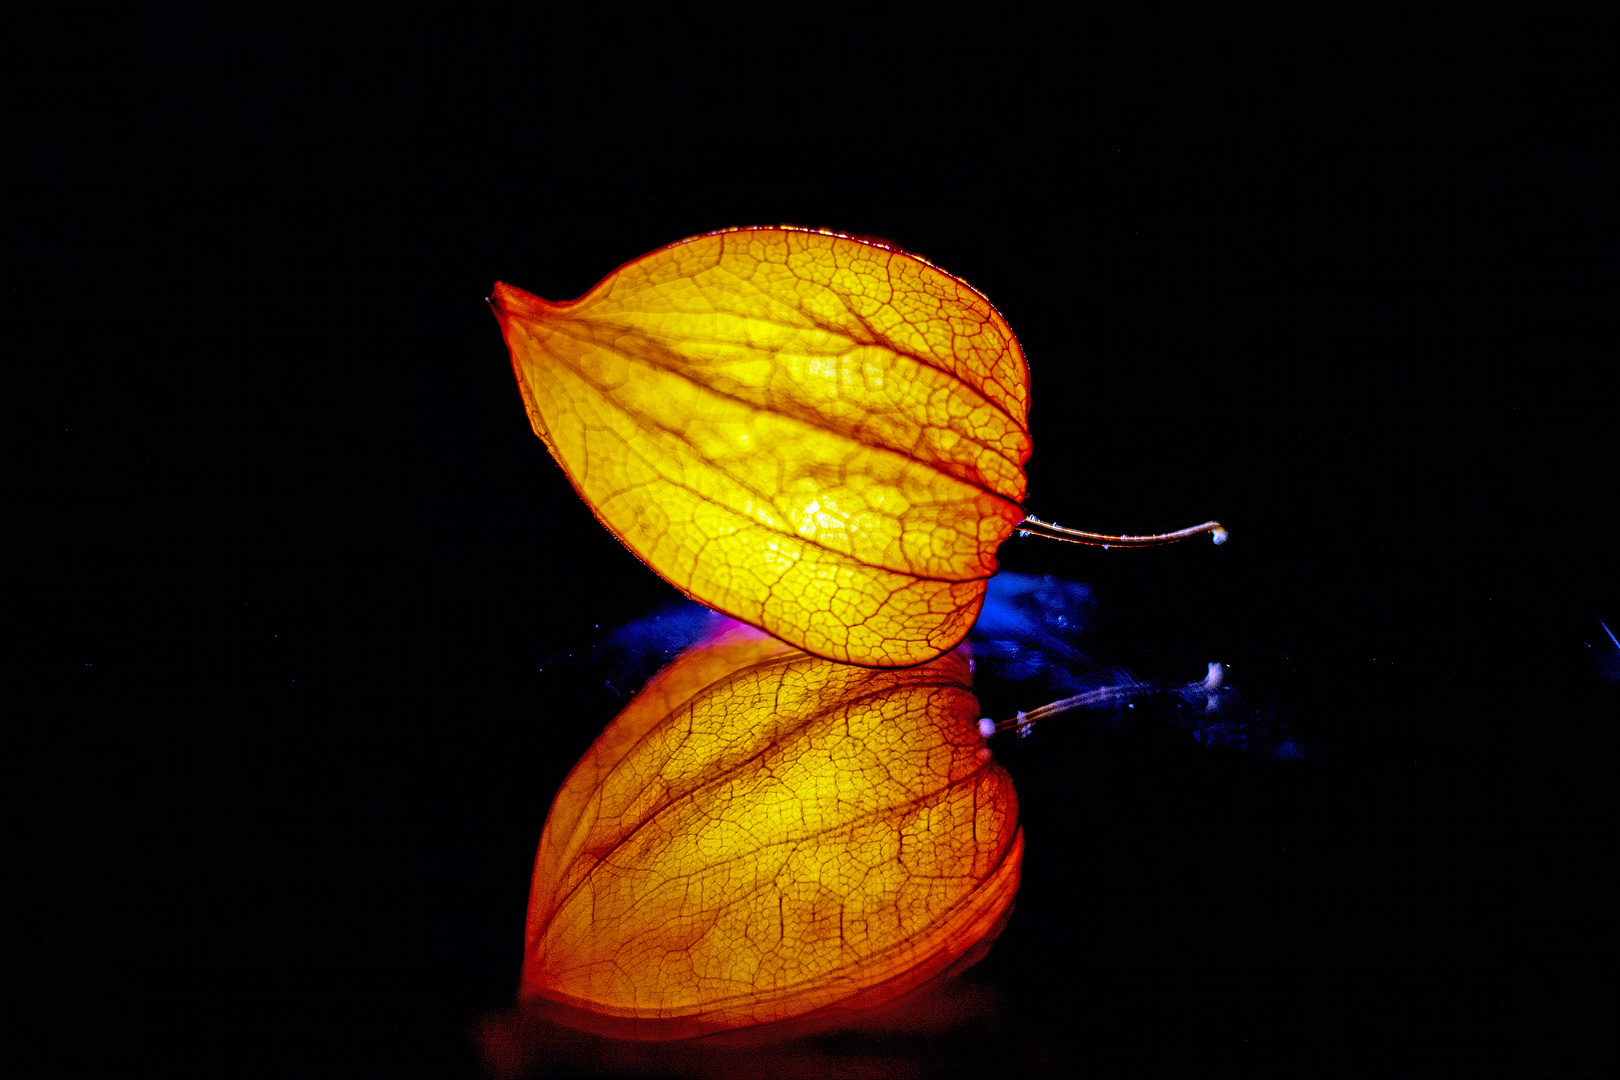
(518, 619), (1021, 1042)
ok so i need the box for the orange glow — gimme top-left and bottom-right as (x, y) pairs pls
(492, 226), (1031, 667)
(519, 621), (1023, 1041)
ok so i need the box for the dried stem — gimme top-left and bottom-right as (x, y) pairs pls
(1017, 516), (1228, 548)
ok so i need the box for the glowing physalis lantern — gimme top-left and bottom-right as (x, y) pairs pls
(520, 620), (1023, 1041)
(491, 226), (1032, 667)
(493, 226), (1227, 667)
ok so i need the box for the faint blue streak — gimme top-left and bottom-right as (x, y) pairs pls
(1590, 619), (1620, 682)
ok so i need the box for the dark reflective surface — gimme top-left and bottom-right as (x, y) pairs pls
(15, 6), (1613, 1078)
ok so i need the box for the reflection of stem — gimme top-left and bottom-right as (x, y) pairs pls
(1017, 516), (1228, 548)
(983, 663), (1224, 739)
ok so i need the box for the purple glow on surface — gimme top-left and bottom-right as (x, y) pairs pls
(547, 602), (732, 699)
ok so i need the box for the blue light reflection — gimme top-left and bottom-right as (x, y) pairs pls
(974, 572), (1304, 758)
(563, 572), (1304, 758)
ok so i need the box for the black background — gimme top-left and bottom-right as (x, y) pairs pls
(7, 3), (1615, 1077)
